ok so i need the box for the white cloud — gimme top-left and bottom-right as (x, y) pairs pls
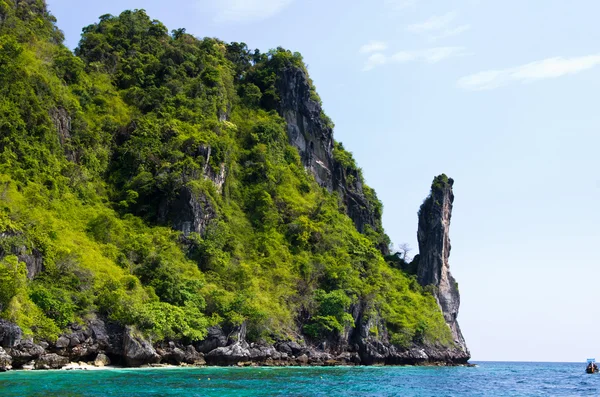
(210, 0), (293, 23)
(363, 47), (466, 71)
(363, 53), (388, 71)
(406, 11), (457, 33)
(458, 55), (600, 90)
(360, 41), (389, 54)
(390, 51), (417, 63)
(431, 24), (471, 41)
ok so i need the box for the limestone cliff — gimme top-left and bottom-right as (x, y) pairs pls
(157, 144), (225, 237)
(277, 66), (335, 191)
(416, 175), (469, 356)
(276, 66), (387, 252)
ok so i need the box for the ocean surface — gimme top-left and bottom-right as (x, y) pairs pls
(0, 362), (598, 396)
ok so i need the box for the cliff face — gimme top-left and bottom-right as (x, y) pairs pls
(276, 66), (387, 251)
(416, 175), (469, 357)
(277, 67), (334, 191)
(157, 145), (226, 237)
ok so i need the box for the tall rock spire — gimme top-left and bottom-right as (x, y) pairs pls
(417, 174), (469, 355)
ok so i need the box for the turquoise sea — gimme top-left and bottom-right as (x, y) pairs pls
(0, 362), (597, 396)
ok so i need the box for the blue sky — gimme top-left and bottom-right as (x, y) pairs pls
(47, 0), (600, 362)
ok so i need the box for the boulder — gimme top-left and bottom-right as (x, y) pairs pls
(122, 326), (160, 367)
(0, 347), (12, 371)
(157, 342), (186, 365)
(296, 354), (309, 365)
(55, 336), (70, 349)
(8, 339), (45, 367)
(184, 345), (205, 365)
(195, 326), (228, 353)
(69, 335), (81, 347)
(205, 343), (251, 366)
(89, 318), (110, 349)
(94, 353), (110, 367)
(276, 341), (305, 356)
(35, 354), (69, 370)
(0, 320), (22, 348)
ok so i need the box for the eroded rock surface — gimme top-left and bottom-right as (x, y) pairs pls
(0, 347), (12, 371)
(158, 144), (225, 238)
(122, 326), (161, 367)
(35, 353), (69, 370)
(0, 232), (44, 279)
(0, 319), (22, 348)
(416, 175), (469, 358)
(276, 66), (387, 252)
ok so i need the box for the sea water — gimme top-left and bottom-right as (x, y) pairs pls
(0, 362), (597, 396)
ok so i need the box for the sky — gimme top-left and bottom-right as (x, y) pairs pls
(46, 0), (600, 362)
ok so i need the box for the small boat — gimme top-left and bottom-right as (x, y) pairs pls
(586, 358), (598, 374)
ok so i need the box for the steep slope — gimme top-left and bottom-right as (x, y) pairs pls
(274, 65), (389, 253)
(0, 1), (469, 369)
(416, 175), (469, 357)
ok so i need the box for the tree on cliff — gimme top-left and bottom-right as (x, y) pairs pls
(395, 243), (413, 262)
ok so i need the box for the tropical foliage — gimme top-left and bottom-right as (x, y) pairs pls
(0, 1), (452, 347)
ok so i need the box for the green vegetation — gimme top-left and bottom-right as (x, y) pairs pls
(431, 173), (452, 191)
(0, 1), (452, 348)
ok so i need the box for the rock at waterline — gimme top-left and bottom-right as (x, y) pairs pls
(94, 353), (111, 367)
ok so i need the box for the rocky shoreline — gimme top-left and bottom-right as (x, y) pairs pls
(0, 319), (469, 372)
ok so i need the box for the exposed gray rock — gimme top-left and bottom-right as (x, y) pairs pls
(50, 107), (71, 146)
(275, 66), (388, 253)
(198, 145), (227, 193)
(183, 345), (205, 365)
(0, 319), (22, 348)
(50, 107), (77, 162)
(122, 326), (160, 367)
(205, 343), (252, 366)
(296, 354), (309, 364)
(89, 318), (110, 348)
(275, 341), (305, 356)
(277, 66), (334, 191)
(35, 353), (68, 370)
(55, 336), (70, 349)
(158, 144), (226, 238)
(18, 248), (44, 280)
(227, 322), (247, 345)
(8, 339), (45, 367)
(161, 185), (217, 237)
(195, 326), (228, 354)
(0, 232), (44, 279)
(0, 347), (12, 371)
(416, 175), (469, 359)
(69, 335), (81, 347)
(156, 342), (186, 365)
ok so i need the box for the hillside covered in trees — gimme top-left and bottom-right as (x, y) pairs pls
(0, 0), (468, 368)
